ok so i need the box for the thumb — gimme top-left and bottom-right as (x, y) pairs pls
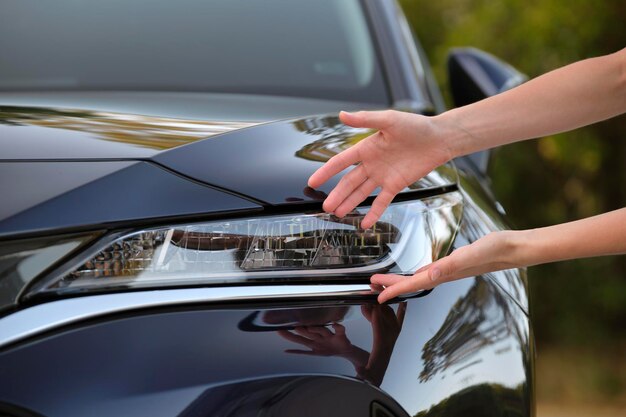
(376, 256), (457, 304)
(376, 271), (431, 304)
(340, 110), (393, 130)
(425, 255), (457, 283)
(332, 323), (346, 336)
(410, 260), (444, 281)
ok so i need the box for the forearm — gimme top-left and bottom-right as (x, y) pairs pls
(373, 208), (626, 303)
(514, 207), (626, 266)
(435, 48), (626, 158)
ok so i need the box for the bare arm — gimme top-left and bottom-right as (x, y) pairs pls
(373, 208), (626, 303)
(308, 49), (626, 303)
(440, 47), (626, 158)
(309, 48), (626, 227)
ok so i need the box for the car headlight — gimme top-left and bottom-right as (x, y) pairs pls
(0, 233), (97, 312)
(17, 191), (462, 300)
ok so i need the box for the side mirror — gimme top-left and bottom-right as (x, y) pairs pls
(447, 47), (527, 172)
(447, 47), (527, 107)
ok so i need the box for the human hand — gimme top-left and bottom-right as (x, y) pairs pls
(277, 305), (406, 387)
(308, 110), (452, 229)
(358, 303), (406, 386)
(278, 324), (364, 358)
(372, 231), (523, 303)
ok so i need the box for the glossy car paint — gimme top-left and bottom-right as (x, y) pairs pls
(0, 161), (261, 239)
(0, 93), (388, 161)
(0, 0), (534, 416)
(0, 170), (533, 417)
(0, 193), (532, 417)
(0, 109), (456, 237)
(153, 115), (457, 205)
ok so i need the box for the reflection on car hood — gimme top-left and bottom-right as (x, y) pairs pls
(0, 92), (380, 160)
(0, 105), (258, 160)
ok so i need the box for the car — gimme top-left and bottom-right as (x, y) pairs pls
(0, 1), (534, 416)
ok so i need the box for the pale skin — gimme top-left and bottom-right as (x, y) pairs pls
(308, 47), (626, 303)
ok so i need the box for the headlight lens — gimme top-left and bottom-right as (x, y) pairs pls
(28, 192), (463, 296)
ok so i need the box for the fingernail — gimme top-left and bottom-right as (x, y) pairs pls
(430, 268), (441, 281)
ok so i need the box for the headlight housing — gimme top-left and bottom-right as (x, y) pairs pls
(0, 233), (96, 311)
(21, 191), (462, 298)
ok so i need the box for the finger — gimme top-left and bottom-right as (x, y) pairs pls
(414, 263), (432, 274)
(396, 302), (407, 327)
(302, 186), (328, 201)
(334, 178), (378, 218)
(376, 303), (396, 322)
(369, 283), (384, 293)
(362, 189), (396, 229)
(332, 323), (346, 336)
(308, 145), (361, 189)
(361, 304), (373, 322)
(355, 365), (367, 379)
(294, 327), (320, 340)
(323, 164), (368, 213)
(306, 326), (333, 337)
(277, 330), (315, 347)
(370, 273), (405, 287)
(413, 257), (453, 283)
(377, 271), (431, 304)
(339, 110), (393, 130)
(284, 349), (316, 355)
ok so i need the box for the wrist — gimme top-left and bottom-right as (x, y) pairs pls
(339, 344), (369, 364)
(431, 109), (474, 160)
(503, 229), (539, 268)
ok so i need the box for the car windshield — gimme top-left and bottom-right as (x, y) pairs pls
(0, 0), (388, 104)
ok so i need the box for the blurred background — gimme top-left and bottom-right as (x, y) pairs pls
(399, 0), (625, 415)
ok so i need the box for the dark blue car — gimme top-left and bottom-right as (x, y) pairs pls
(0, 1), (533, 416)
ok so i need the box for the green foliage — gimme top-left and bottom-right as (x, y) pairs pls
(399, 0), (626, 376)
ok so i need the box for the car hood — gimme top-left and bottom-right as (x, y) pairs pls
(153, 114), (458, 205)
(0, 92), (457, 206)
(0, 92), (380, 160)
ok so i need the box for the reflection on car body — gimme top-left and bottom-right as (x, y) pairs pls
(0, 0), (533, 416)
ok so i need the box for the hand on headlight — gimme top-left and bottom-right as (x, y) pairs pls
(308, 110), (452, 229)
(373, 206), (626, 303)
(372, 231), (522, 303)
